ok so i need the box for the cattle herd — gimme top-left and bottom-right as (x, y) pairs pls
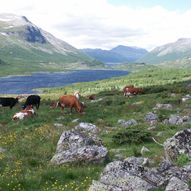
(0, 85), (143, 121)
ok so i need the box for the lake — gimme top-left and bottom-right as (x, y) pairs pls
(0, 70), (128, 94)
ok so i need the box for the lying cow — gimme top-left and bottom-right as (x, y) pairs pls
(0, 96), (20, 109)
(12, 105), (35, 120)
(123, 86), (143, 97)
(52, 95), (84, 113)
(23, 95), (41, 109)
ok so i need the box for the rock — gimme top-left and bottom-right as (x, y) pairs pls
(51, 123), (107, 165)
(0, 147), (6, 153)
(154, 103), (173, 110)
(118, 119), (138, 128)
(89, 157), (164, 191)
(72, 118), (80, 123)
(158, 159), (172, 173)
(75, 122), (98, 134)
(182, 94), (191, 102)
(56, 116), (65, 120)
(145, 112), (158, 123)
(54, 123), (64, 128)
(164, 129), (191, 161)
(168, 115), (183, 125)
(165, 176), (190, 191)
(141, 146), (150, 155)
(89, 155), (191, 191)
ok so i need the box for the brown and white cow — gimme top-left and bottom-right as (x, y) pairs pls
(123, 85), (143, 97)
(12, 105), (35, 120)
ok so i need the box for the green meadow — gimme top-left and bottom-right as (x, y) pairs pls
(1, 67), (191, 190)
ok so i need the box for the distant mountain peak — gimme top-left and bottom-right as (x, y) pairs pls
(139, 38), (191, 65)
(0, 13), (101, 72)
(81, 45), (148, 64)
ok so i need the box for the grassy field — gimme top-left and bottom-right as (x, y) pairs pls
(1, 67), (191, 190)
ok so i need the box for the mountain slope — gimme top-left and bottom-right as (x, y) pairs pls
(139, 38), (191, 65)
(0, 14), (102, 74)
(81, 46), (148, 64)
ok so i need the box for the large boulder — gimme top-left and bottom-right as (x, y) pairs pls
(51, 123), (108, 165)
(89, 157), (191, 191)
(164, 129), (191, 161)
(89, 157), (164, 191)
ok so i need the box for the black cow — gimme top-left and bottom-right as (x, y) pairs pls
(23, 95), (41, 109)
(0, 97), (19, 109)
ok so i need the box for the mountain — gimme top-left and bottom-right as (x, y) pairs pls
(139, 38), (191, 65)
(81, 46), (148, 64)
(0, 14), (102, 74)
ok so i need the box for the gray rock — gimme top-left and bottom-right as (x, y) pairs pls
(51, 123), (107, 165)
(165, 176), (190, 191)
(145, 112), (158, 123)
(54, 123), (64, 128)
(164, 129), (191, 161)
(75, 122), (98, 134)
(118, 119), (138, 128)
(182, 94), (191, 102)
(154, 103), (173, 110)
(168, 115), (183, 125)
(89, 157), (164, 191)
(72, 118), (80, 123)
(0, 147), (6, 153)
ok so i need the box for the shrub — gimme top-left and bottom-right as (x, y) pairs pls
(112, 128), (152, 145)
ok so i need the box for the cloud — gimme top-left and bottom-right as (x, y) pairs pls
(1, 0), (191, 50)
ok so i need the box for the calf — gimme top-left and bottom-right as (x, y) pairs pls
(0, 97), (19, 109)
(23, 95), (41, 109)
(12, 105), (35, 120)
(58, 95), (84, 113)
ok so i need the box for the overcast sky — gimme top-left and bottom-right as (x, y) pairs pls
(1, 0), (191, 50)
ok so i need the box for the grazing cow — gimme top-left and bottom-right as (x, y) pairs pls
(23, 95), (41, 109)
(0, 97), (20, 109)
(12, 105), (35, 120)
(58, 95), (84, 113)
(124, 87), (143, 97)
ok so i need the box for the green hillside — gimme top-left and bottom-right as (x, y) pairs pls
(1, 67), (191, 190)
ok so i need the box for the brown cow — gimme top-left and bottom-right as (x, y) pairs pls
(124, 86), (143, 97)
(123, 85), (134, 96)
(57, 95), (84, 113)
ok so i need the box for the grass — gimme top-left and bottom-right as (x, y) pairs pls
(1, 67), (191, 190)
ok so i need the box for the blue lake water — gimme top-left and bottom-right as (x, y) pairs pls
(0, 70), (128, 94)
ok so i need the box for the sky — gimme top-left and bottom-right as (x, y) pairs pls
(1, 0), (191, 50)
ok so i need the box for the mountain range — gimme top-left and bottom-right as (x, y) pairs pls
(81, 45), (148, 64)
(0, 13), (102, 74)
(139, 38), (191, 66)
